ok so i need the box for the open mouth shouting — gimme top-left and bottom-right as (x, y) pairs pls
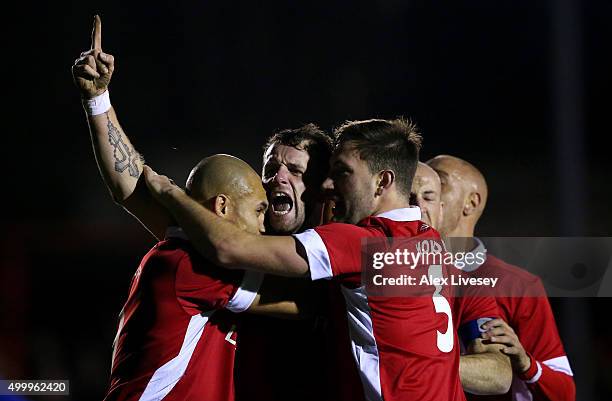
(270, 191), (294, 216)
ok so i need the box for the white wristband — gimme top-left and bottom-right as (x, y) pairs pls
(82, 90), (111, 116)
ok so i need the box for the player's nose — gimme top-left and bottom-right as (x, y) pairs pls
(271, 166), (290, 186)
(416, 196), (426, 208)
(321, 177), (334, 191)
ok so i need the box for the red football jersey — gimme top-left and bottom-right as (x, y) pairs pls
(105, 228), (263, 401)
(465, 249), (575, 401)
(451, 239), (501, 349)
(294, 207), (466, 401)
(322, 240), (501, 401)
(453, 295), (501, 353)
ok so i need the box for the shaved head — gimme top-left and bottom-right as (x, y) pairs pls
(186, 154), (262, 202)
(426, 155), (488, 237)
(411, 162), (443, 229)
(414, 162), (441, 191)
(185, 154), (268, 235)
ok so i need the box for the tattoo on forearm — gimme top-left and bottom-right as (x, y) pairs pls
(106, 113), (140, 177)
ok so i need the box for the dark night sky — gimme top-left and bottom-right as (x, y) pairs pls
(5, 1), (611, 234)
(2, 1), (612, 400)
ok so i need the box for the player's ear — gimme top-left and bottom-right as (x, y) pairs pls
(463, 192), (481, 216)
(376, 170), (395, 196)
(214, 194), (231, 218)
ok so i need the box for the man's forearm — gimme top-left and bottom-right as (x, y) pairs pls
(460, 351), (512, 395)
(74, 17), (171, 239)
(86, 106), (172, 239)
(161, 187), (244, 265)
(87, 106), (142, 201)
(160, 186), (309, 276)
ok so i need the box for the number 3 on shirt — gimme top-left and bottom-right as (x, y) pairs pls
(428, 264), (454, 352)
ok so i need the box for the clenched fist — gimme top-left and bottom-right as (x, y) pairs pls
(71, 15), (115, 98)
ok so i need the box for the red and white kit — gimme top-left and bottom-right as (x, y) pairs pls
(105, 227), (263, 401)
(461, 239), (575, 401)
(294, 207), (466, 401)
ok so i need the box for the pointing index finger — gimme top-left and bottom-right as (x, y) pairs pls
(91, 15), (102, 50)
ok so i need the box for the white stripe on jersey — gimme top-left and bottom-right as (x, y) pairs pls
(293, 229), (333, 281)
(293, 207), (423, 401)
(525, 361), (543, 384)
(139, 310), (214, 401)
(543, 355), (573, 376)
(511, 355), (573, 401)
(341, 285), (383, 401)
(376, 207), (421, 221)
(226, 271), (264, 313)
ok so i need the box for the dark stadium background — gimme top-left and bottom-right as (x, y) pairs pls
(3, 0), (612, 400)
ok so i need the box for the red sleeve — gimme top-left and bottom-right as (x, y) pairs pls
(457, 296), (500, 326)
(451, 263), (501, 346)
(517, 352), (576, 401)
(454, 295), (500, 348)
(294, 223), (378, 280)
(512, 280), (568, 362)
(529, 362), (576, 401)
(512, 279), (575, 401)
(174, 251), (245, 313)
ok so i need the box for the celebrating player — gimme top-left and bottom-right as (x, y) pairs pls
(411, 161), (444, 229)
(237, 125), (334, 401)
(72, 15), (509, 401)
(411, 161), (513, 395)
(73, 17), (317, 401)
(427, 154), (576, 401)
(72, 15), (336, 401)
(143, 119), (469, 401)
(105, 154), (311, 401)
(262, 125), (333, 233)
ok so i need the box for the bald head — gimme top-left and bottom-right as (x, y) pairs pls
(411, 162), (443, 229)
(186, 154), (268, 234)
(426, 155), (488, 236)
(414, 162), (441, 191)
(186, 154), (262, 201)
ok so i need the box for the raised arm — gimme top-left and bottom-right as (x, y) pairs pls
(143, 166), (310, 277)
(72, 16), (171, 239)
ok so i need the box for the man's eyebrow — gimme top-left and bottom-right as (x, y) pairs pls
(286, 162), (306, 170)
(332, 160), (350, 169)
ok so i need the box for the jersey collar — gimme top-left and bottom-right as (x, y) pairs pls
(375, 206), (421, 222)
(454, 237), (487, 272)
